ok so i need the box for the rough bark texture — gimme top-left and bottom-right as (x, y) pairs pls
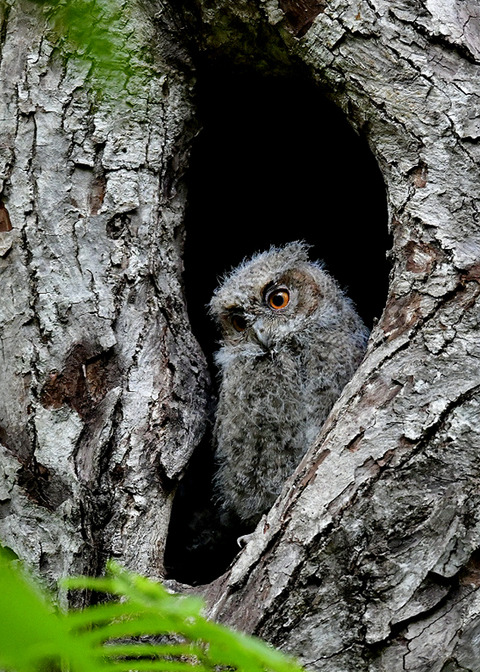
(193, 2), (480, 671)
(0, 0), (209, 598)
(1, 0), (480, 670)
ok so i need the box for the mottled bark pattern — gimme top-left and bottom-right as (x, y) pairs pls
(1, 0), (480, 669)
(277, 0), (327, 37)
(0, 0), (209, 594)
(193, 1), (480, 671)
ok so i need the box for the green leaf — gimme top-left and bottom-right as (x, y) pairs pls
(0, 546), (305, 672)
(0, 548), (93, 672)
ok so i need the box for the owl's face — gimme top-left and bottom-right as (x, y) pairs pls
(214, 269), (321, 352)
(209, 243), (329, 354)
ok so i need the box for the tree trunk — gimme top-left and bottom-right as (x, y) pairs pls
(0, 0), (209, 596)
(194, 2), (480, 670)
(1, 0), (480, 670)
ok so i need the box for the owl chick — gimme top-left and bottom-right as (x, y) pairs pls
(209, 242), (369, 529)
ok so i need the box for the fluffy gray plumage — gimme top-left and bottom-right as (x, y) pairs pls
(209, 242), (369, 528)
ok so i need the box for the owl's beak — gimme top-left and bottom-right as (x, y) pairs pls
(252, 320), (271, 350)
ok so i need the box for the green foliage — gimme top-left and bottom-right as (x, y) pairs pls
(33, 0), (154, 100)
(0, 547), (304, 672)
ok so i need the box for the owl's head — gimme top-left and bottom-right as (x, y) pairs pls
(209, 241), (351, 356)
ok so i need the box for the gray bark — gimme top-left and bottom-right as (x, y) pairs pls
(0, 0), (209, 597)
(1, 0), (480, 670)
(195, 2), (480, 671)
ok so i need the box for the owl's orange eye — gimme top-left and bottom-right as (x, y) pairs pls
(267, 288), (290, 310)
(232, 314), (248, 332)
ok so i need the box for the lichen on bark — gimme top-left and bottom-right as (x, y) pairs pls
(0, 0), (209, 592)
(1, 0), (480, 669)
(188, 1), (480, 670)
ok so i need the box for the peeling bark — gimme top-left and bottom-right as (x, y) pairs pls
(0, 0), (209, 595)
(188, 1), (480, 670)
(1, 0), (480, 670)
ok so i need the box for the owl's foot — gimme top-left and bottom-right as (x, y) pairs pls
(236, 514), (267, 547)
(237, 532), (254, 548)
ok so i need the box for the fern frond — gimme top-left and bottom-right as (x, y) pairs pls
(0, 547), (305, 672)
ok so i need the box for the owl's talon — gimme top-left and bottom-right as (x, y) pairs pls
(237, 515), (267, 547)
(237, 533), (253, 548)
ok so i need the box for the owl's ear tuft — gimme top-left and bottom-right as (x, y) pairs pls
(208, 241), (321, 327)
(261, 240), (312, 271)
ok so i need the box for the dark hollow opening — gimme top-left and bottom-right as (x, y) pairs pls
(164, 68), (390, 586)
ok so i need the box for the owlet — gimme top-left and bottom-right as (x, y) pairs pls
(209, 242), (369, 529)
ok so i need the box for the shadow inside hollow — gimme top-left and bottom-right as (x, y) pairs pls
(165, 68), (390, 585)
